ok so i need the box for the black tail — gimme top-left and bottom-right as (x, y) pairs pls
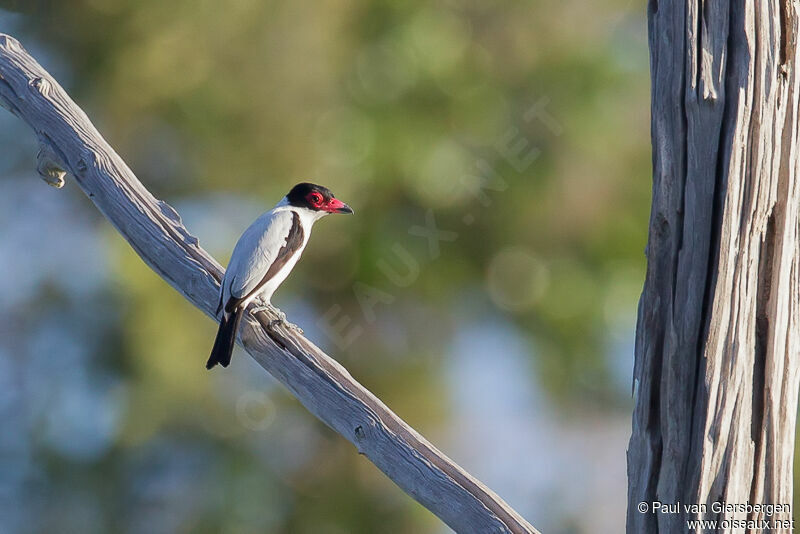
(206, 308), (244, 369)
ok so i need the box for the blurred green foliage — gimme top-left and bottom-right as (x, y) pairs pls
(0, 0), (651, 532)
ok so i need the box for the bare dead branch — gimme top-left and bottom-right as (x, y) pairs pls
(0, 33), (538, 534)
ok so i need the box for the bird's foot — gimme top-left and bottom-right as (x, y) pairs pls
(265, 305), (303, 334)
(269, 304), (287, 322)
(250, 297), (272, 315)
(267, 318), (304, 335)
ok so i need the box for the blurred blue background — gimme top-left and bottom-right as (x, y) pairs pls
(0, 1), (649, 532)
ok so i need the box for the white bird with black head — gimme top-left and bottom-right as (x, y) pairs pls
(207, 182), (353, 369)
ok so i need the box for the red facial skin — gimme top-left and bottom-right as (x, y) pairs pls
(322, 198), (352, 213)
(306, 192), (353, 214)
(307, 192), (324, 208)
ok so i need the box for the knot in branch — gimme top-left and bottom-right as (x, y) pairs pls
(36, 143), (66, 188)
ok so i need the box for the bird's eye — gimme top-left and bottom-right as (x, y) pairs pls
(309, 193), (323, 205)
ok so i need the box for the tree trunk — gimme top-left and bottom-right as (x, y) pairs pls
(628, 1), (800, 532)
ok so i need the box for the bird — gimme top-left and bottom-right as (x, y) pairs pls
(206, 182), (353, 369)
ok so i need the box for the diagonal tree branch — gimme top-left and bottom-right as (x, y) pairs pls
(0, 33), (538, 534)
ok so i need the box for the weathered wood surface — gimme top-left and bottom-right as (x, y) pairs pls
(629, 0), (800, 532)
(0, 33), (539, 534)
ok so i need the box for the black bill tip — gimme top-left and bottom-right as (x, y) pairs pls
(336, 204), (354, 214)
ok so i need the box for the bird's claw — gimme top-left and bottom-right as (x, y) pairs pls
(262, 305), (303, 334)
(267, 318), (304, 335)
(250, 301), (286, 319)
(250, 298), (271, 315)
(270, 305), (287, 322)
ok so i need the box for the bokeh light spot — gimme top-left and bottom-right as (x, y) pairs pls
(487, 247), (549, 312)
